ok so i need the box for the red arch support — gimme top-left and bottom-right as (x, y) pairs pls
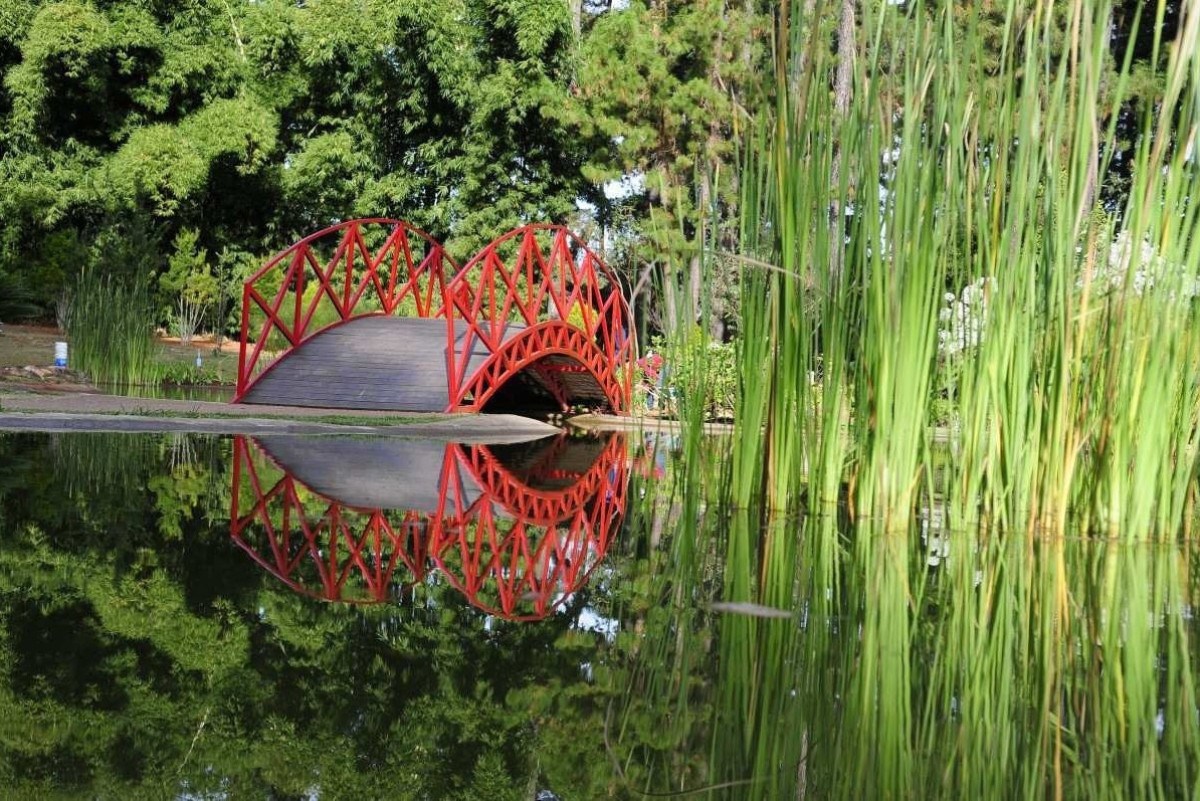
(454, 428), (627, 525)
(234, 220), (636, 413)
(230, 434), (629, 619)
(445, 225), (635, 413)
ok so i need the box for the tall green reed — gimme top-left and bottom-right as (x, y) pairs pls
(737, 0), (1200, 540)
(833, 519), (1200, 799)
(66, 269), (164, 386)
(607, 486), (1200, 798)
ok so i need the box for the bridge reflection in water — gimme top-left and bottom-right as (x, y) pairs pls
(230, 433), (629, 621)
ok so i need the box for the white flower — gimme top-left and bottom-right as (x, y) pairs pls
(1086, 229), (1200, 301)
(938, 276), (993, 357)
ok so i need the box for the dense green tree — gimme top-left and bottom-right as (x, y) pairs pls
(0, 0), (1182, 341)
(0, 0), (598, 319)
(556, 0), (770, 337)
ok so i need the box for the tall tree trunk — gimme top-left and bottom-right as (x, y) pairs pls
(692, 164), (711, 332)
(697, 1), (728, 338)
(833, 0), (855, 117)
(829, 0), (855, 285)
(663, 266), (679, 334)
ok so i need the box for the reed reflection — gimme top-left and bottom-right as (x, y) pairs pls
(230, 432), (629, 620)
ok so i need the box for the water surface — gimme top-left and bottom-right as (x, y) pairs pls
(0, 431), (1196, 799)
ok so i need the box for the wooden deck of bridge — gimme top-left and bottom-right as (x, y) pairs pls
(239, 316), (513, 411)
(240, 313), (614, 412)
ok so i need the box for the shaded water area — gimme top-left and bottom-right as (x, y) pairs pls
(0, 430), (1198, 799)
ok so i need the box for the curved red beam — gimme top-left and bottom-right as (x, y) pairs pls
(235, 219), (454, 401)
(234, 219), (637, 412)
(445, 224), (636, 413)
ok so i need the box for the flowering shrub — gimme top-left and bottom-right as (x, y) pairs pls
(1084, 229), (1200, 301)
(935, 229), (1199, 366)
(937, 276), (992, 358)
(637, 352), (664, 382)
(642, 331), (736, 419)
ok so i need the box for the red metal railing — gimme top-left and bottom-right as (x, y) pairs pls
(444, 224), (635, 412)
(234, 218), (453, 400)
(235, 219), (636, 411)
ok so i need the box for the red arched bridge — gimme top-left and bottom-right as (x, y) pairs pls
(235, 219), (635, 413)
(230, 433), (629, 621)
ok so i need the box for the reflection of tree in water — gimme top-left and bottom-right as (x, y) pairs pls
(0, 430), (657, 799)
(3, 429), (1198, 797)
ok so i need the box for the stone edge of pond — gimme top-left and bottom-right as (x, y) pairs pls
(569, 413), (735, 435)
(0, 407), (559, 444)
(0, 413), (558, 443)
(568, 414), (962, 444)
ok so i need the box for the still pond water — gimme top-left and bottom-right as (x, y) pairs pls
(0, 430), (1197, 799)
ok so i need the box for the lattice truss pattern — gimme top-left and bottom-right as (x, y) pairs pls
(445, 225), (635, 411)
(237, 219), (451, 393)
(230, 435), (630, 621)
(236, 220), (635, 413)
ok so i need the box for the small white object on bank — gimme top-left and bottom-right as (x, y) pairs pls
(54, 341), (68, 369)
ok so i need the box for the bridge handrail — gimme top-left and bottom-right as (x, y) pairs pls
(235, 218), (455, 400)
(442, 224), (636, 411)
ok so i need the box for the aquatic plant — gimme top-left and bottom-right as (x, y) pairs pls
(642, 331), (737, 419)
(66, 269), (164, 386)
(595, 445), (1200, 800)
(734, 0), (1200, 540)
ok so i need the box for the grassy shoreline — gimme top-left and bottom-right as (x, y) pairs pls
(0, 323), (239, 387)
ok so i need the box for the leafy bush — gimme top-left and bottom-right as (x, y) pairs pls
(566, 301), (589, 332)
(159, 360), (222, 386)
(161, 229), (217, 344)
(647, 330), (737, 419)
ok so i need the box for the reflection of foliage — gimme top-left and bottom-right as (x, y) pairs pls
(0, 430), (757, 798)
(0, 432), (651, 797)
(147, 454), (212, 542)
(3, 425), (1193, 798)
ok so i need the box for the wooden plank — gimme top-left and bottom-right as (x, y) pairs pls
(242, 318), (452, 411)
(240, 317), (523, 412)
(239, 315), (610, 412)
